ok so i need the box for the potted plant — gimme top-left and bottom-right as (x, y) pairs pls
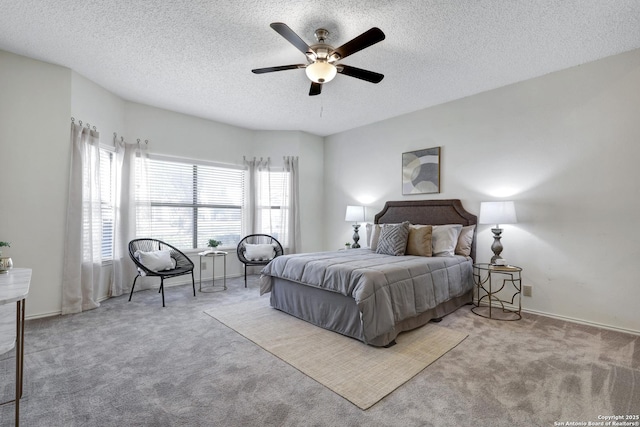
(345, 242), (351, 249)
(0, 241), (11, 271)
(208, 239), (222, 249)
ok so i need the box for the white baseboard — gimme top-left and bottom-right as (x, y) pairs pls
(474, 299), (640, 336)
(164, 273), (243, 288)
(31, 287), (637, 336)
(25, 273), (245, 320)
(26, 310), (63, 320)
(520, 306), (640, 336)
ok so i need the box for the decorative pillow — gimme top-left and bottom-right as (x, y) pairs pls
(369, 224), (382, 250)
(136, 250), (176, 271)
(245, 243), (276, 261)
(365, 223), (373, 247)
(370, 223), (401, 251)
(432, 224), (463, 257)
(406, 225), (433, 257)
(455, 225), (476, 257)
(376, 221), (410, 256)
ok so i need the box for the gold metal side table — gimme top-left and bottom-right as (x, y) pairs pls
(472, 263), (522, 321)
(198, 251), (227, 292)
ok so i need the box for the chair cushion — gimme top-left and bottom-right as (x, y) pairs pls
(135, 250), (177, 271)
(244, 243), (276, 261)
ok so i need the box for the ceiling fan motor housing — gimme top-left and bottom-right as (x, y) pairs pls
(314, 28), (330, 43)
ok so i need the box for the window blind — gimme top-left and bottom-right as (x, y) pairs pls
(99, 149), (115, 260)
(145, 157), (245, 249)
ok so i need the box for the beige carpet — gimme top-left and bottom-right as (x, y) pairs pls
(204, 298), (468, 409)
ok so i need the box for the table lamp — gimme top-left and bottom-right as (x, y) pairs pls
(345, 205), (366, 248)
(479, 201), (517, 264)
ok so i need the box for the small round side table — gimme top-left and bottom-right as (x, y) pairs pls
(472, 263), (522, 321)
(198, 251), (227, 292)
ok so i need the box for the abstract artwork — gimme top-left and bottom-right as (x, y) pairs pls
(402, 147), (440, 195)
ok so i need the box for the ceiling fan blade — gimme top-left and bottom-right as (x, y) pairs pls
(270, 22), (314, 56)
(332, 27), (385, 60)
(338, 65), (384, 83)
(309, 82), (322, 96)
(252, 64), (305, 74)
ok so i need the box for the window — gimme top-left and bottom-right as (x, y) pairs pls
(144, 157), (245, 249)
(99, 149), (116, 260)
(256, 169), (291, 246)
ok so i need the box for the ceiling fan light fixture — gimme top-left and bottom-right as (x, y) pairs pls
(305, 61), (337, 83)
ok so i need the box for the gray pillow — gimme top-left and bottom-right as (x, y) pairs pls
(376, 221), (410, 256)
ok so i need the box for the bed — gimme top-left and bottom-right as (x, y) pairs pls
(259, 199), (477, 347)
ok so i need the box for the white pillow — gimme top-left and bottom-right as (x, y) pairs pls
(136, 250), (176, 271)
(432, 225), (463, 257)
(245, 243), (276, 261)
(455, 225), (476, 257)
(370, 224), (382, 250)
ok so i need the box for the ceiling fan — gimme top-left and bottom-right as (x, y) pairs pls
(252, 22), (386, 96)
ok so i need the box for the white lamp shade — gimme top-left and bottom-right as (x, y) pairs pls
(305, 61), (337, 83)
(479, 201), (517, 225)
(345, 205), (366, 222)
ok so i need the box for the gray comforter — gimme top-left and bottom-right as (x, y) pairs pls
(260, 249), (473, 343)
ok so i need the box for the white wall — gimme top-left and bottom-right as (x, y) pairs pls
(5, 44), (638, 334)
(0, 50), (324, 317)
(0, 50), (71, 317)
(249, 130), (324, 253)
(324, 48), (640, 333)
(71, 71), (126, 140)
(70, 72), (127, 300)
(124, 103), (325, 277)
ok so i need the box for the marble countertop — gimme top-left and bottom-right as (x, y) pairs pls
(0, 268), (31, 355)
(0, 268), (31, 305)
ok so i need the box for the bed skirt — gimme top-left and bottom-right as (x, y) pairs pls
(269, 277), (473, 347)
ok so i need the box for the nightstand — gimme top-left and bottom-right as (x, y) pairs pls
(472, 263), (522, 321)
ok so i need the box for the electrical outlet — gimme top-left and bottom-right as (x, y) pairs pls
(201, 261), (207, 270)
(523, 285), (532, 297)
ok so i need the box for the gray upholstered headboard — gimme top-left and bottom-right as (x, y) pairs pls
(374, 199), (477, 261)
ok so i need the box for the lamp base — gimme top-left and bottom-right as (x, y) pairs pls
(490, 227), (504, 264)
(490, 255), (505, 265)
(352, 224), (361, 248)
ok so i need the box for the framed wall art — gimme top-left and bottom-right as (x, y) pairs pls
(402, 147), (441, 195)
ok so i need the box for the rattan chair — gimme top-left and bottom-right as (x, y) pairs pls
(128, 238), (195, 307)
(236, 234), (284, 287)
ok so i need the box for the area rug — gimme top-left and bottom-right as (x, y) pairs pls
(204, 298), (468, 409)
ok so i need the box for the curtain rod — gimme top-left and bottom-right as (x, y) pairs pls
(113, 132), (124, 143)
(112, 132), (148, 145)
(70, 117), (97, 132)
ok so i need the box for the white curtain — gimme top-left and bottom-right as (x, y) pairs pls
(111, 138), (150, 297)
(61, 123), (102, 314)
(284, 156), (301, 253)
(243, 156), (270, 235)
(244, 156), (301, 253)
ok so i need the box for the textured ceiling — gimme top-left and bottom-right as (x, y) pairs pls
(1, 1), (640, 136)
